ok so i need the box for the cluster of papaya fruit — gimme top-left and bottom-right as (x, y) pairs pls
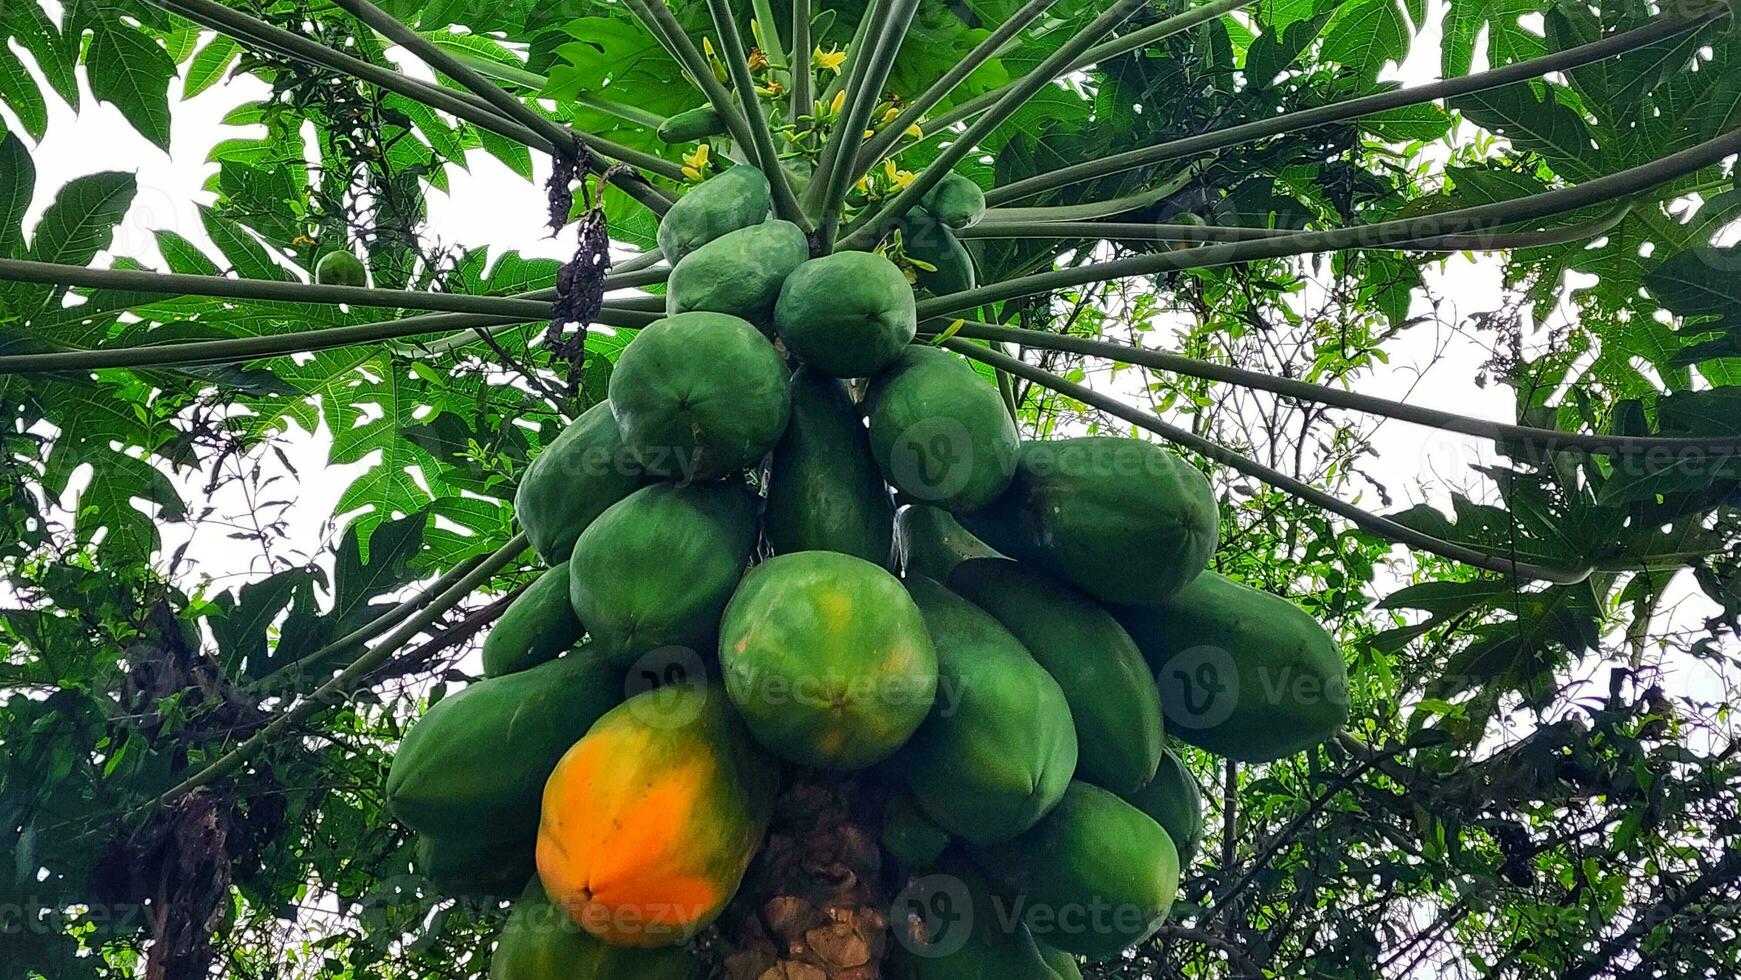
(383, 165), (1350, 979)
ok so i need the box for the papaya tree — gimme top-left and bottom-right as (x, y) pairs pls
(2, 0), (1740, 977)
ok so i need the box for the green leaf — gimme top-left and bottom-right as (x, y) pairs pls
(27, 171), (137, 267)
(1319, 0), (1409, 79)
(0, 130), (33, 257)
(1452, 83), (1600, 178)
(0, 45), (48, 141)
(87, 22), (178, 150)
(182, 35), (238, 100)
(332, 507), (428, 622)
(4, 0), (78, 109)
(1644, 247), (1741, 318)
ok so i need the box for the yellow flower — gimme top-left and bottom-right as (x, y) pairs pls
(813, 46), (846, 73)
(703, 37), (717, 58)
(880, 105), (900, 126)
(829, 89), (846, 116)
(748, 48), (769, 72)
(757, 80), (783, 97)
(682, 166), (705, 182)
(682, 143), (710, 181)
(883, 160), (898, 181)
(855, 175), (871, 194)
(905, 122), (924, 139)
(891, 169), (917, 189)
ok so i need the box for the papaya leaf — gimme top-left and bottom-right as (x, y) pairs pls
(86, 20), (177, 150)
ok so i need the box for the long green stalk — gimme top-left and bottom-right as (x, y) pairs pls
(791, 0), (813, 126)
(959, 203), (1630, 250)
(622, 0), (764, 165)
(922, 0), (1264, 136)
(707, 0), (811, 229)
(0, 257), (554, 317)
(147, 0), (680, 208)
(128, 533), (529, 822)
(988, 8), (1724, 204)
(805, 0), (892, 214)
(931, 316), (1741, 455)
(917, 125), (1741, 316)
(944, 341), (1591, 584)
(854, 0), (1058, 168)
(838, 0), (1154, 249)
(981, 175), (1199, 222)
(334, 0), (575, 153)
(751, 0), (787, 68)
(433, 43), (667, 129)
(816, 0), (921, 244)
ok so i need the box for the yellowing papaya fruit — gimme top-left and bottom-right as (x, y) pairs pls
(948, 558), (1165, 796)
(1114, 571), (1348, 762)
(657, 165), (771, 264)
(666, 219), (810, 324)
(719, 551), (937, 769)
(416, 832), (535, 899)
(537, 684), (778, 948)
(608, 312), (791, 481)
(920, 172), (987, 230)
(492, 877), (705, 980)
(897, 577), (1076, 845)
(895, 504), (1001, 581)
(482, 562), (583, 678)
(568, 482), (759, 665)
(962, 437), (1218, 605)
(866, 347), (1020, 514)
(514, 401), (647, 565)
(774, 250), (916, 378)
(1122, 749), (1202, 868)
(655, 105), (725, 144)
(385, 652), (623, 842)
(764, 370), (895, 564)
(969, 781), (1179, 960)
(881, 791), (950, 868)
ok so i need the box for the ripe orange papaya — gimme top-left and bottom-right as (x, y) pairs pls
(719, 551), (937, 769)
(538, 683), (779, 948)
(492, 877), (705, 980)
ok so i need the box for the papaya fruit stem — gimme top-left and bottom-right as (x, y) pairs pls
(987, 7), (1725, 205)
(126, 533), (531, 827)
(813, 0), (921, 246)
(622, 0), (767, 171)
(915, 122), (1741, 315)
(789, 0), (813, 127)
(943, 339), (1595, 584)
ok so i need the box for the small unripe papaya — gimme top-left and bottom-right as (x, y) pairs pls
(314, 250), (367, 287)
(656, 105), (727, 143)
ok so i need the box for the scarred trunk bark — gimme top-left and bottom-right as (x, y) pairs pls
(722, 774), (894, 980)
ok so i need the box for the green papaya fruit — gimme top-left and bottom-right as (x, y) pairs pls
(866, 346), (1020, 513)
(720, 551), (937, 769)
(1113, 571), (1348, 762)
(970, 781), (1179, 960)
(897, 577), (1076, 845)
(656, 105), (726, 143)
(416, 832), (535, 898)
(514, 401), (647, 565)
(482, 562), (583, 678)
(491, 878), (705, 980)
(1036, 943), (1083, 980)
(920, 172), (987, 230)
(314, 250), (367, 286)
(1122, 749), (1202, 868)
(657, 165), (771, 264)
(385, 652), (623, 842)
(881, 792), (951, 867)
(901, 210), (976, 297)
(666, 219), (810, 324)
(947, 558), (1165, 796)
(895, 504), (1001, 581)
(773, 250), (916, 377)
(569, 482), (759, 664)
(608, 312), (791, 481)
(764, 370), (895, 564)
(887, 860), (1062, 980)
(962, 437), (1218, 605)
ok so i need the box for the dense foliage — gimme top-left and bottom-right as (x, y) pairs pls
(1, 0), (1739, 977)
